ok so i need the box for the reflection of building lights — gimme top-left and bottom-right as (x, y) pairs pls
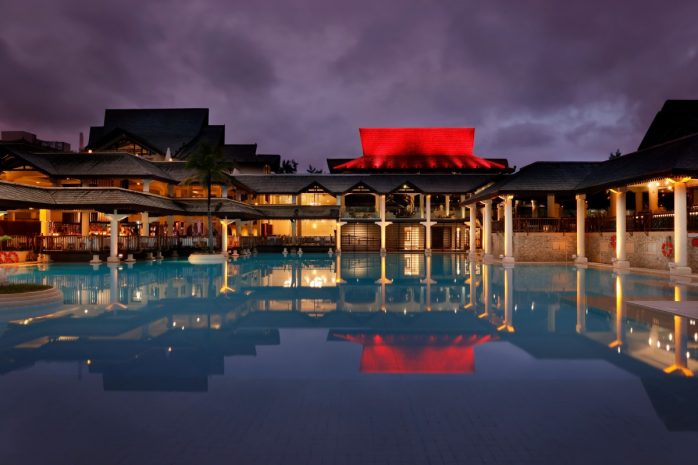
(531, 302), (535, 311)
(196, 317), (200, 323)
(86, 359), (92, 365)
(172, 321), (177, 327)
(167, 346), (172, 353)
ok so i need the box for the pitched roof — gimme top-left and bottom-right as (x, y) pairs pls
(468, 162), (601, 202)
(577, 132), (698, 191)
(88, 108), (211, 155)
(1, 148), (177, 182)
(638, 100), (698, 150)
(230, 174), (496, 195)
(0, 181), (262, 217)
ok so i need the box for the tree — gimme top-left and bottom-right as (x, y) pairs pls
(276, 159), (298, 174)
(183, 143), (232, 253)
(609, 149), (622, 159)
(306, 164), (323, 174)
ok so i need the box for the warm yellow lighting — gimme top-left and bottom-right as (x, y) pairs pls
(86, 359), (92, 365)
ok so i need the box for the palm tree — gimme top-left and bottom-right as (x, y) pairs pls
(183, 143), (232, 254)
(276, 159), (298, 174)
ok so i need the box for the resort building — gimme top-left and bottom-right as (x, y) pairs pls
(1, 101), (698, 275)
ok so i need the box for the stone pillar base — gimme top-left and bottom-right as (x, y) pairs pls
(375, 277), (393, 284)
(670, 266), (692, 276)
(613, 260), (630, 269)
(483, 254), (494, 263)
(107, 256), (120, 264)
(125, 254), (136, 263)
(502, 256), (515, 265)
(424, 249), (432, 256)
(380, 248), (387, 256)
(574, 256), (588, 264)
(89, 255), (102, 265)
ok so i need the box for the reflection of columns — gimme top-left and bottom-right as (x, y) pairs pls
(464, 260), (475, 309)
(375, 195), (392, 255)
(375, 253), (393, 285)
(219, 218), (232, 255)
(479, 263), (490, 319)
(547, 302), (559, 332)
(609, 272), (626, 348)
(575, 266), (587, 333)
(106, 264), (126, 311)
(503, 195), (514, 264)
(672, 181), (691, 275)
(335, 254), (346, 283)
(498, 264), (515, 332)
(422, 253), (433, 310)
(420, 251), (435, 285)
(420, 194), (435, 255)
(665, 283), (693, 376)
(106, 210), (128, 263)
(614, 189), (629, 268)
(468, 205), (477, 259)
(336, 221), (346, 253)
(482, 200), (492, 261)
(575, 194), (587, 263)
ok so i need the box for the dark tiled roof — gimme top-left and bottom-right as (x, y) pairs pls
(88, 108), (210, 155)
(152, 161), (195, 182)
(3, 149), (177, 182)
(577, 133), (698, 191)
(469, 162), (601, 202)
(175, 125), (226, 159)
(638, 100), (698, 150)
(221, 144), (258, 162)
(230, 174), (496, 195)
(0, 181), (261, 217)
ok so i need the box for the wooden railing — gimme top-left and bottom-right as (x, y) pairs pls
(492, 217), (577, 233)
(34, 235), (219, 253)
(239, 236), (336, 249)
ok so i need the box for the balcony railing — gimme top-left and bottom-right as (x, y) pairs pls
(239, 235), (336, 249)
(492, 217), (577, 233)
(586, 210), (698, 233)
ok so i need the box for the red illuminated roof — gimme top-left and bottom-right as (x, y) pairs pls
(333, 332), (492, 374)
(334, 128), (506, 172)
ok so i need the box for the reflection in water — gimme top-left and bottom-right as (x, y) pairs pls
(2, 253), (698, 432)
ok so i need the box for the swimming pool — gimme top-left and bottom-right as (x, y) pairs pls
(1, 253), (697, 464)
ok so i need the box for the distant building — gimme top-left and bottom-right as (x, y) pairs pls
(86, 108), (279, 173)
(1, 130), (71, 152)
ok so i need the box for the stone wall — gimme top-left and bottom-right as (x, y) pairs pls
(492, 232), (576, 263)
(490, 230), (698, 271)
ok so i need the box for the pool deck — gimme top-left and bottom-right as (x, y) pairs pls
(628, 300), (698, 319)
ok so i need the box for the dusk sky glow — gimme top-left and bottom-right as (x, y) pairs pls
(1, 0), (697, 169)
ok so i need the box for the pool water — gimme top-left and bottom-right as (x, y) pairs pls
(1, 253), (697, 465)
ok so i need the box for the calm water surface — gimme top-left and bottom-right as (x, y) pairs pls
(1, 253), (697, 465)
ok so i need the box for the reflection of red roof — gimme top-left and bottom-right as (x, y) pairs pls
(333, 332), (492, 374)
(334, 128), (506, 172)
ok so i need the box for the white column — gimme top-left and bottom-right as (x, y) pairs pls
(672, 181), (691, 275)
(336, 221), (346, 253)
(40, 209), (50, 235)
(374, 195), (392, 255)
(420, 194), (435, 255)
(614, 189), (629, 268)
(468, 204), (477, 259)
(81, 211), (90, 236)
(575, 194), (587, 264)
(531, 200), (538, 218)
(482, 200), (492, 261)
(106, 210), (129, 263)
(140, 212), (149, 236)
(503, 195), (514, 264)
(220, 218), (232, 256)
(649, 183), (659, 212)
(445, 195), (450, 217)
(142, 179), (151, 193)
(460, 195), (466, 220)
(547, 194), (557, 218)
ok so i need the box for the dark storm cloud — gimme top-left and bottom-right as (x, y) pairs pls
(1, 0), (697, 168)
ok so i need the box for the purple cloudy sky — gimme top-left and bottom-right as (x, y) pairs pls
(1, 0), (697, 170)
